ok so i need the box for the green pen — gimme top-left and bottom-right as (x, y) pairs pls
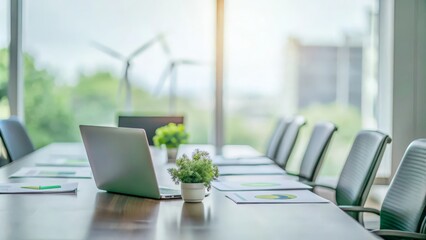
(21, 185), (61, 190)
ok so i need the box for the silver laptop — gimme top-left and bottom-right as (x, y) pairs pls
(79, 125), (181, 199)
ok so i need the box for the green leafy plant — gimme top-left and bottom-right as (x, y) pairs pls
(153, 123), (189, 149)
(168, 150), (219, 190)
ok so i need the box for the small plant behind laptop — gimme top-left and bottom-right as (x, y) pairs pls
(168, 150), (219, 203)
(153, 123), (189, 162)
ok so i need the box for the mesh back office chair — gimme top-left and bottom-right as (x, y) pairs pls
(274, 116), (306, 168)
(118, 116), (184, 145)
(294, 122), (338, 182)
(0, 117), (35, 162)
(265, 118), (291, 160)
(314, 130), (391, 221)
(341, 139), (426, 240)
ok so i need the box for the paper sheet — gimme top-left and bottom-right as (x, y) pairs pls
(212, 180), (311, 191)
(218, 165), (286, 176)
(177, 144), (263, 159)
(0, 182), (78, 193)
(10, 167), (92, 179)
(36, 158), (90, 167)
(226, 190), (329, 204)
(213, 156), (275, 166)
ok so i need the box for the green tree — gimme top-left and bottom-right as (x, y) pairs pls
(1, 48), (217, 149)
(0, 48), (78, 148)
(23, 53), (77, 147)
(72, 72), (119, 126)
(0, 49), (8, 102)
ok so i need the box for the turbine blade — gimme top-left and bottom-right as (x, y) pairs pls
(128, 35), (161, 60)
(154, 63), (173, 95)
(91, 41), (125, 60)
(159, 34), (172, 57)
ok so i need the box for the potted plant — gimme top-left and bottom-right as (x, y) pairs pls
(168, 150), (219, 203)
(153, 123), (189, 162)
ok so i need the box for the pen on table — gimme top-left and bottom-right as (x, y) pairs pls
(21, 185), (62, 190)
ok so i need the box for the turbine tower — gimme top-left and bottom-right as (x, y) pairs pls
(155, 36), (201, 114)
(92, 34), (161, 112)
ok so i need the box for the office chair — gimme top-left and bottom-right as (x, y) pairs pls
(313, 130), (391, 221)
(0, 137), (9, 167)
(340, 139), (426, 240)
(265, 117), (291, 160)
(0, 117), (35, 161)
(274, 116), (306, 169)
(287, 121), (338, 183)
(118, 115), (184, 145)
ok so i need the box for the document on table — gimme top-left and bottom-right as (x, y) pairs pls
(177, 144), (263, 159)
(36, 157), (90, 167)
(226, 190), (329, 204)
(212, 179), (311, 191)
(0, 182), (78, 193)
(10, 167), (92, 179)
(213, 156), (275, 166)
(218, 165), (286, 176)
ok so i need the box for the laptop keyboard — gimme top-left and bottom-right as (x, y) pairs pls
(159, 187), (181, 195)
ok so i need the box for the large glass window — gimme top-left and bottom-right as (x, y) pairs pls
(0, 1), (10, 119)
(224, 0), (381, 179)
(23, 0), (215, 148)
(21, 1), (389, 179)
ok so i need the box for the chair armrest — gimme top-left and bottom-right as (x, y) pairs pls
(299, 180), (314, 186)
(285, 171), (298, 177)
(371, 230), (426, 240)
(312, 183), (335, 191)
(339, 206), (380, 216)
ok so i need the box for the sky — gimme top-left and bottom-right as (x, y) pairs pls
(0, 0), (376, 97)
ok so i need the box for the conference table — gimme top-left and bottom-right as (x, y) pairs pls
(0, 143), (379, 240)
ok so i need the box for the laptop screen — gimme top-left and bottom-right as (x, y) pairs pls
(118, 116), (184, 145)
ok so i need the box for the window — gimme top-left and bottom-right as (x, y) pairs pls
(224, 0), (381, 179)
(23, 0), (215, 148)
(0, 1), (10, 118)
(18, 1), (390, 179)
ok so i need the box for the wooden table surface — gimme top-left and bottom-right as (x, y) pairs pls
(0, 143), (379, 240)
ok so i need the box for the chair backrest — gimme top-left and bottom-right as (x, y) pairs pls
(421, 217), (426, 234)
(298, 122), (338, 182)
(265, 118), (291, 160)
(335, 130), (391, 211)
(0, 117), (35, 161)
(380, 139), (426, 233)
(274, 116), (306, 168)
(0, 136), (10, 167)
(118, 116), (184, 145)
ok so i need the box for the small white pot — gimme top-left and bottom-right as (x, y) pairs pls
(167, 148), (178, 162)
(181, 183), (205, 203)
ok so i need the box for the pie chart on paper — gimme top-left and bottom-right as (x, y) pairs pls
(254, 194), (297, 200)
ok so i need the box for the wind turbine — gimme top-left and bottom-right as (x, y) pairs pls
(154, 36), (202, 114)
(92, 34), (161, 112)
